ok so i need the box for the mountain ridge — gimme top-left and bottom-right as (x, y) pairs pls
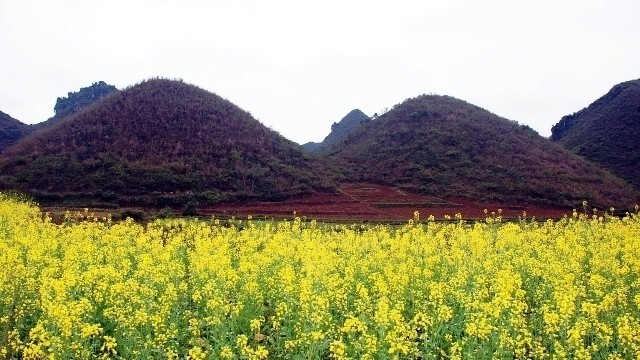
(1, 81), (119, 153)
(2, 78), (637, 210)
(31, 81), (119, 131)
(304, 109), (370, 153)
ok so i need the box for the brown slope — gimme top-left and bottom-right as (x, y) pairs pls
(327, 95), (637, 209)
(0, 78), (334, 206)
(551, 78), (640, 189)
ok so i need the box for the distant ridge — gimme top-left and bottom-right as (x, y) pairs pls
(301, 141), (320, 152)
(305, 109), (370, 153)
(0, 78), (334, 206)
(326, 95), (637, 208)
(31, 81), (118, 131)
(551, 78), (640, 189)
(0, 111), (30, 153)
(1, 82), (119, 152)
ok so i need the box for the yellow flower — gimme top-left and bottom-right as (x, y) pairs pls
(187, 346), (206, 360)
(329, 339), (347, 359)
(80, 323), (102, 339)
(250, 317), (263, 334)
(219, 345), (233, 359)
(101, 336), (117, 355)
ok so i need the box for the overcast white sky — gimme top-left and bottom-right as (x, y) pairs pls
(1, 0), (639, 144)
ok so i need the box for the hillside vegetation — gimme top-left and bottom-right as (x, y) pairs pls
(0, 78), (334, 207)
(0, 110), (30, 153)
(326, 95), (637, 208)
(551, 78), (640, 189)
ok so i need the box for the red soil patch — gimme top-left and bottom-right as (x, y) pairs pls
(200, 184), (570, 222)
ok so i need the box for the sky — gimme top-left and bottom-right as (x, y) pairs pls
(1, 0), (639, 145)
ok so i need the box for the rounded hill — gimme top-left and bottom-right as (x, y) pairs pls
(326, 95), (637, 208)
(0, 78), (334, 206)
(551, 78), (640, 190)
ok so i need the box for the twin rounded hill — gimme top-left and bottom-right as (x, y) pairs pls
(0, 77), (637, 210)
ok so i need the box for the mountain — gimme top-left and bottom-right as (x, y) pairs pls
(2, 82), (118, 152)
(306, 109), (370, 153)
(301, 141), (320, 152)
(326, 95), (637, 208)
(31, 81), (118, 131)
(551, 79), (640, 189)
(0, 111), (31, 153)
(0, 78), (334, 207)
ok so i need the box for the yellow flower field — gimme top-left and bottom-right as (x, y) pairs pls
(1, 193), (639, 359)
